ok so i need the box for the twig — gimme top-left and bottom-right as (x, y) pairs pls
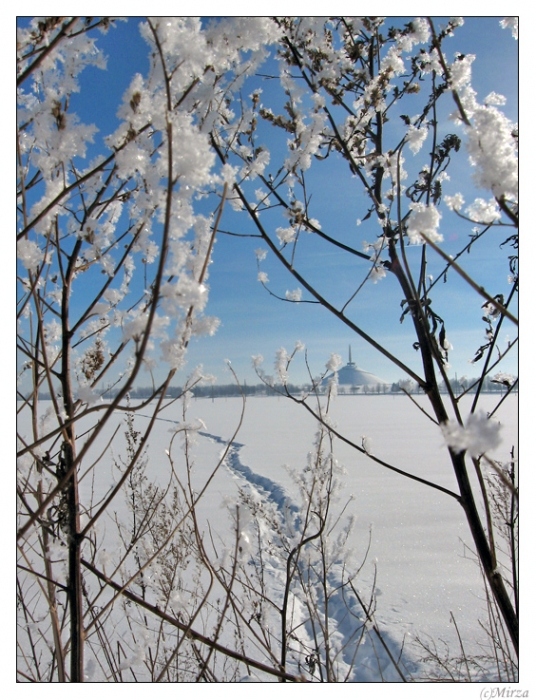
(419, 232), (518, 326)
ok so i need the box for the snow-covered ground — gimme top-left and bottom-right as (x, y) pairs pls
(179, 393), (518, 667)
(18, 391), (519, 683)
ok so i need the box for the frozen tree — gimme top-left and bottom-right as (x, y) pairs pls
(17, 16), (518, 682)
(210, 16), (518, 669)
(17, 16), (282, 682)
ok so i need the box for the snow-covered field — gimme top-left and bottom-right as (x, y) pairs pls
(178, 393), (518, 663)
(18, 391), (519, 683)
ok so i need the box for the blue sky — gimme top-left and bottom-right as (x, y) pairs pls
(17, 16), (519, 388)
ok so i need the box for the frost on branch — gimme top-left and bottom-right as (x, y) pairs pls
(465, 198), (501, 224)
(285, 288), (302, 301)
(276, 226), (298, 245)
(17, 239), (45, 271)
(370, 265), (387, 284)
(449, 53), (475, 90)
(275, 347), (290, 383)
(406, 203), (442, 245)
(251, 354), (264, 370)
(326, 353), (343, 373)
(447, 51), (518, 208)
(464, 104), (518, 201)
(406, 124), (428, 154)
(441, 411), (502, 458)
(444, 193), (465, 212)
(16, 16), (519, 681)
(500, 17), (518, 40)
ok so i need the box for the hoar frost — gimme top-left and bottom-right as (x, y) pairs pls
(444, 193), (465, 211)
(500, 17), (518, 40)
(407, 203), (442, 244)
(405, 124), (428, 154)
(17, 239), (46, 271)
(442, 411), (502, 457)
(285, 288), (302, 301)
(370, 265), (387, 283)
(326, 353), (343, 372)
(275, 347), (290, 382)
(465, 198), (501, 224)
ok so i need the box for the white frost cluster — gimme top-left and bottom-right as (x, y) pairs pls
(407, 203), (443, 245)
(326, 353), (343, 372)
(285, 288), (302, 301)
(274, 347), (290, 383)
(254, 248), (267, 261)
(444, 193), (465, 211)
(449, 53), (475, 90)
(500, 17), (518, 40)
(361, 435), (373, 454)
(326, 373), (338, 399)
(441, 411), (502, 457)
(276, 226), (297, 245)
(17, 239), (45, 271)
(492, 372), (516, 387)
(465, 198), (501, 224)
(370, 265), (387, 284)
(484, 92), (507, 107)
(450, 55), (517, 207)
(251, 354), (264, 369)
(464, 103), (518, 200)
(405, 124), (428, 154)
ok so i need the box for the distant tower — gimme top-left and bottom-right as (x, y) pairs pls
(322, 344), (388, 389)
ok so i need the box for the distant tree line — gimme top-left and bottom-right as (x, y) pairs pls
(31, 374), (517, 401)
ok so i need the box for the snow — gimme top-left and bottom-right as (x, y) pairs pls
(17, 392), (519, 683)
(185, 393), (517, 658)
